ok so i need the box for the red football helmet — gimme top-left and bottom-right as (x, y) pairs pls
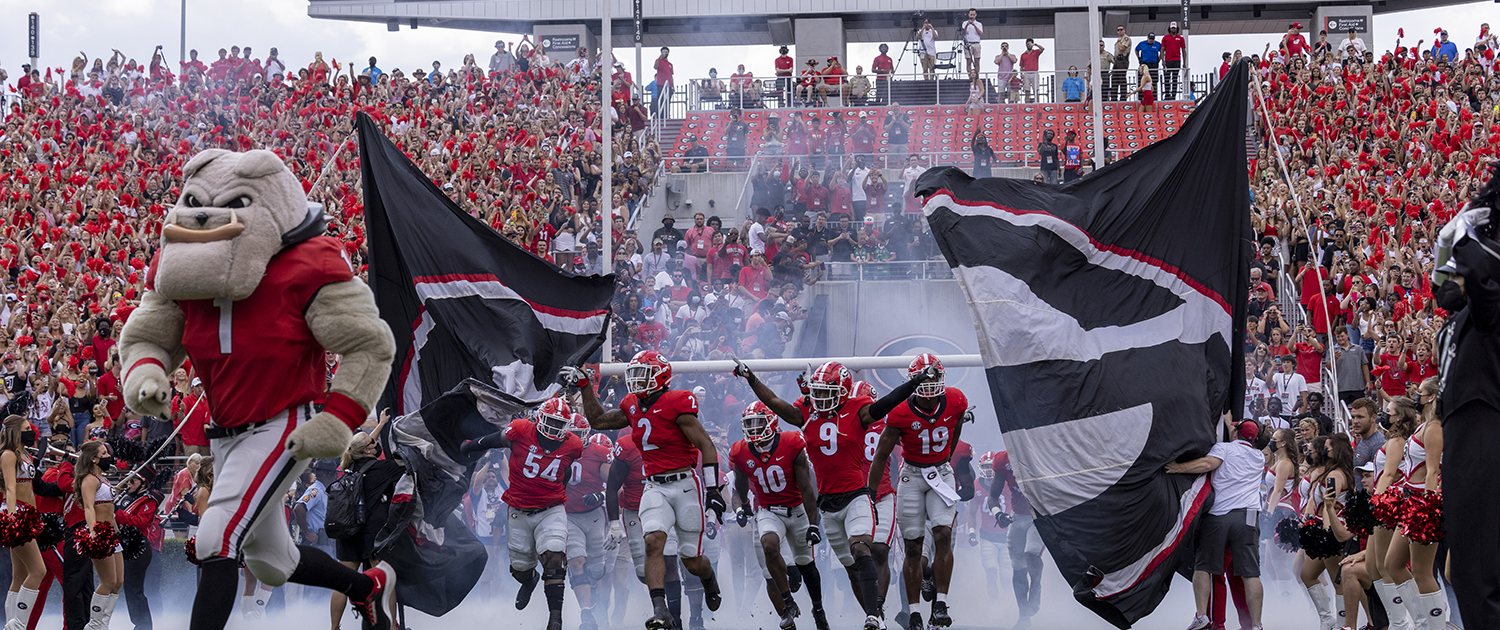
(978, 451), (997, 480)
(908, 353), (945, 398)
(808, 361), (853, 413)
(588, 433), (614, 450)
(626, 350), (672, 395)
(569, 413), (592, 440)
(851, 380), (877, 400)
(741, 401), (778, 448)
(535, 397), (573, 440)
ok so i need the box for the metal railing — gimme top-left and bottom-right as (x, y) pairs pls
(658, 69), (1219, 115)
(822, 260), (954, 281)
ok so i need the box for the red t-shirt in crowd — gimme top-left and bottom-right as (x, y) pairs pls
(1377, 352), (1409, 396)
(1284, 33), (1309, 56)
(1294, 342), (1323, 384)
(872, 54), (894, 77)
(1020, 49), (1042, 72)
(775, 55), (795, 77)
(654, 57), (674, 86)
(1162, 35), (1186, 61)
(738, 266), (771, 300)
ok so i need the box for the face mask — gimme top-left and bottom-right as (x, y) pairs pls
(99, 456), (116, 471)
(21, 432), (34, 448)
(1436, 278), (1469, 312)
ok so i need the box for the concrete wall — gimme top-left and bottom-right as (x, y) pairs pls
(795, 18), (847, 75)
(1313, 6), (1373, 48)
(1053, 11), (1093, 101)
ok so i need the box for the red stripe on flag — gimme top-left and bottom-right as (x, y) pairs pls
(413, 273), (608, 320)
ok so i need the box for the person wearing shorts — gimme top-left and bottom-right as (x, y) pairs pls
(1166, 420), (1266, 630)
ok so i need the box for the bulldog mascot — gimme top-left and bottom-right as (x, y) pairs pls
(119, 149), (399, 630)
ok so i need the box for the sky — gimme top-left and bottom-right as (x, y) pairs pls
(0, 0), (1489, 88)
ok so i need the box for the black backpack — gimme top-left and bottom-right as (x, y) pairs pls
(325, 460), (377, 540)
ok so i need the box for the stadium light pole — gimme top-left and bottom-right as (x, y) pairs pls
(1088, 0), (1105, 170)
(601, 0), (613, 364)
(180, 0), (187, 65)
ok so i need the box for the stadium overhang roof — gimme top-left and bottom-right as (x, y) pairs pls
(309, 0), (1474, 48)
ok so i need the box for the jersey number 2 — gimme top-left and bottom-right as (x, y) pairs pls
(637, 417), (659, 451)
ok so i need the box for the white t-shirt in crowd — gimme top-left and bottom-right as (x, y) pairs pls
(850, 167), (870, 202)
(1270, 371), (1306, 415)
(1207, 440), (1265, 515)
(1260, 414), (1291, 432)
(1243, 377), (1268, 418)
(748, 221), (767, 254)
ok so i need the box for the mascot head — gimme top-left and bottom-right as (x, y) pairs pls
(153, 149), (325, 301)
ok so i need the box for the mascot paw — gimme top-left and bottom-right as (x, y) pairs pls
(285, 413), (355, 460)
(123, 365), (172, 418)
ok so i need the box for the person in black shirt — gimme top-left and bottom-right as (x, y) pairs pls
(725, 110), (750, 169)
(1037, 129), (1060, 184)
(653, 216), (684, 252)
(971, 133), (995, 178)
(682, 136), (709, 173)
(885, 105), (911, 166)
(827, 215), (857, 262)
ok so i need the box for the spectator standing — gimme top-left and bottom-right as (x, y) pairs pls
(918, 20), (939, 81)
(775, 46), (795, 107)
(683, 213), (715, 279)
(1135, 33), (1162, 94)
(1431, 30), (1458, 63)
(1270, 355), (1307, 417)
(1061, 130), (1083, 182)
(962, 9), (984, 80)
(1020, 39), (1044, 103)
(995, 43), (1019, 103)
(971, 134), (995, 178)
(294, 469), (332, 553)
(1112, 26), (1133, 101)
(725, 110), (750, 169)
(872, 44), (894, 104)
(653, 47), (674, 118)
(885, 105), (911, 166)
(848, 66), (871, 105)
(729, 65), (755, 109)
(1338, 29), (1367, 64)
(749, 208), (772, 256)
(1162, 23), (1186, 100)
(653, 217), (684, 253)
(363, 57), (383, 83)
(1167, 419), (1266, 630)
(1282, 23), (1309, 60)
(1098, 42), (1115, 102)
(1330, 328), (1371, 405)
(849, 156), (872, 223)
(1037, 129), (1060, 184)
(1311, 31), (1332, 60)
(1346, 398), (1384, 488)
(264, 48), (287, 80)
(1061, 66), (1086, 102)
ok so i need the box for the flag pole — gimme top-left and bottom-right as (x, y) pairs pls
(1088, 0), (1105, 171)
(601, 0), (614, 364)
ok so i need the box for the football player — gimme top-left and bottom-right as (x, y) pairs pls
(565, 352), (726, 630)
(729, 402), (830, 630)
(869, 354), (971, 630)
(969, 451), (1011, 599)
(563, 415), (614, 630)
(734, 359), (937, 630)
(988, 450), (1042, 630)
(461, 397), (585, 630)
(855, 381), (900, 620)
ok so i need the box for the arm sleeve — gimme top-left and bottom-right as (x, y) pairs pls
(114, 498), (157, 529)
(868, 376), (923, 420)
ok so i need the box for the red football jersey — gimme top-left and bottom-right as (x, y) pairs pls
(501, 420), (585, 510)
(613, 434), (647, 511)
(153, 237), (353, 427)
(565, 442), (613, 513)
(729, 431), (806, 509)
(865, 418), (897, 499)
(795, 395), (876, 495)
(885, 388), (969, 466)
(622, 390), (702, 476)
(953, 440), (973, 464)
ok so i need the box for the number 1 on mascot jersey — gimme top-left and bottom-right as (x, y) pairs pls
(116, 149), (402, 630)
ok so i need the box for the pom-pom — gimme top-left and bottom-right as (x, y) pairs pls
(184, 536), (202, 566)
(73, 522), (120, 559)
(1299, 517), (1343, 559)
(1371, 489), (1403, 530)
(1344, 489), (1377, 537)
(118, 525), (148, 561)
(0, 504), (43, 548)
(1400, 489), (1444, 544)
(35, 513), (65, 549)
(1274, 515), (1302, 552)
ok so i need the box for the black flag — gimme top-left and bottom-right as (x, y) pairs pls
(356, 112), (615, 413)
(916, 61), (1254, 628)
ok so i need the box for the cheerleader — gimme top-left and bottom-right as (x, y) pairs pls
(1370, 397), (1418, 630)
(1263, 428), (1302, 581)
(1384, 381), (1448, 630)
(1299, 436), (1354, 630)
(1, 416), (43, 630)
(71, 441), (122, 630)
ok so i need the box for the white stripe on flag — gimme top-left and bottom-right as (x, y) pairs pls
(414, 278), (607, 336)
(1092, 473), (1210, 599)
(955, 265), (1227, 367)
(1007, 403), (1153, 517)
(925, 193), (1233, 365)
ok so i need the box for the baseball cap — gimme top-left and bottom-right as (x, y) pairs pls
(1237, 420), (1260, 442)
(1356, 462), (1377, 473)
(863, 216), (876, 225)
(191, 377), (202, 387)
(1170, 21), (1178, 28)
(1290, 22), (1303, 29)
